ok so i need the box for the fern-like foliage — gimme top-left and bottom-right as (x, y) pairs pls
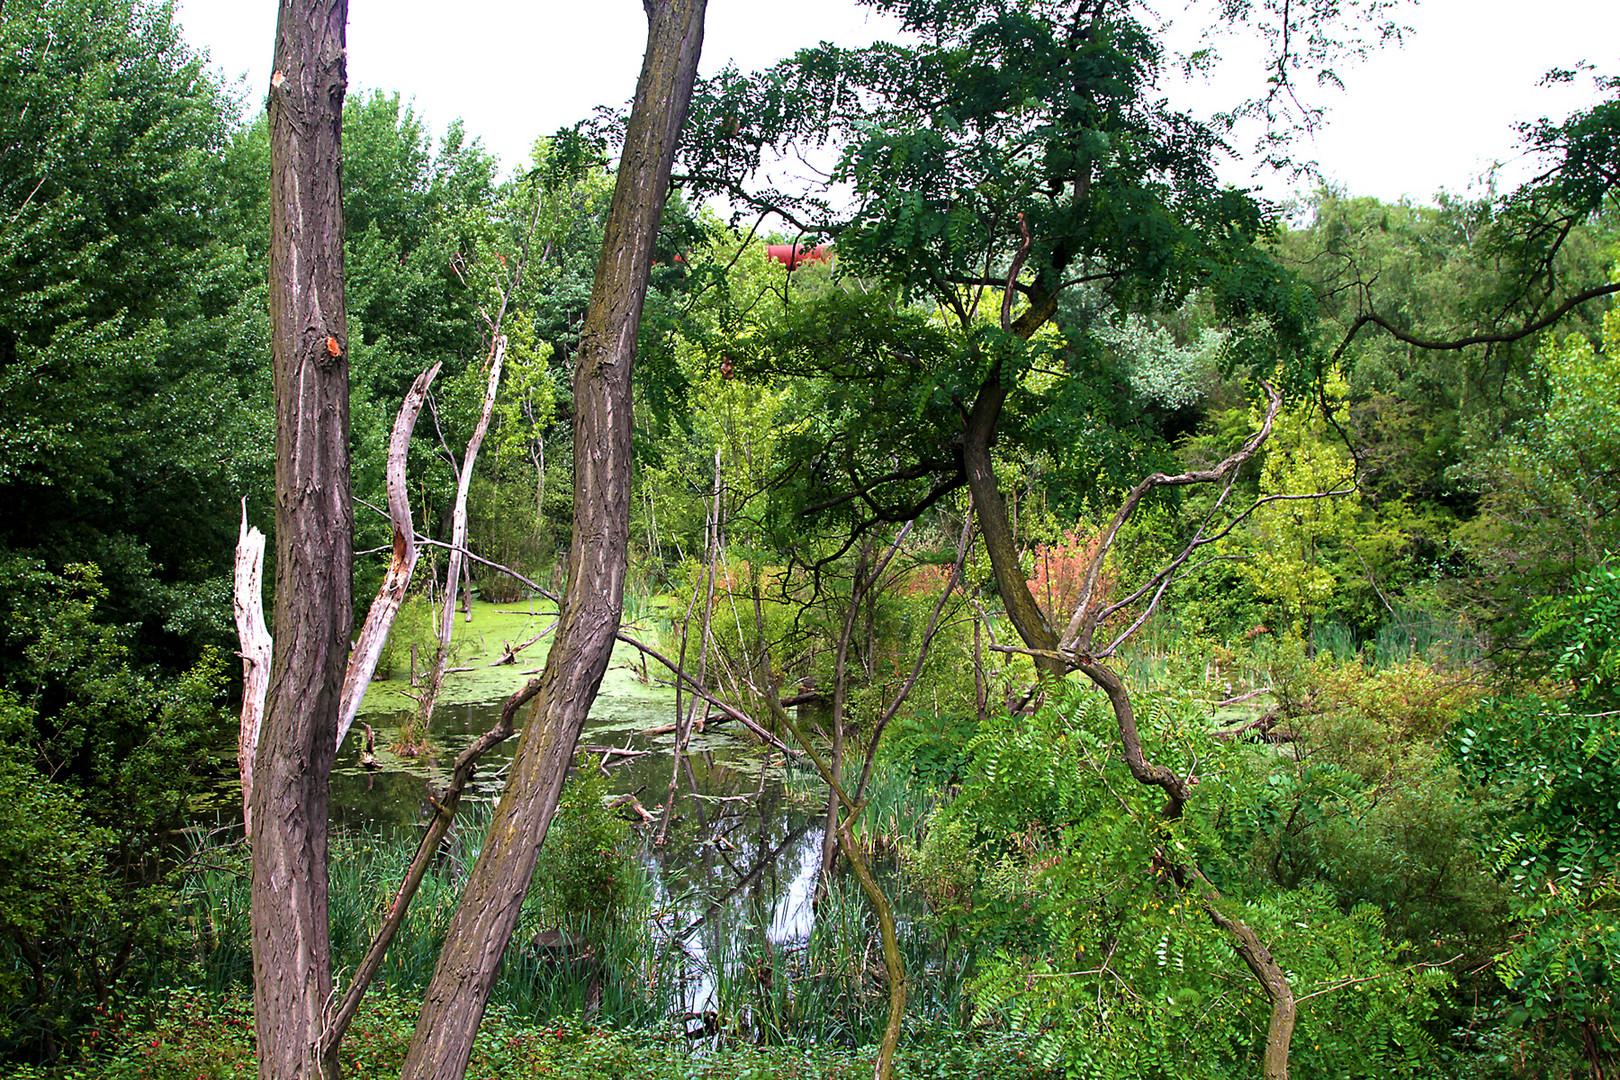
(907, 682), (1450, 1078)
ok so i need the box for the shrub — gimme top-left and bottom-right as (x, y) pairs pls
(532, 754), (633, 928)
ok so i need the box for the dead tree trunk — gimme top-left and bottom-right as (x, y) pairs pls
(233, 504), (271, 841)
(399, 4), (707, 1078)
(336, 361), (440, 752)
(417, 335), (507, 726)
(237, 363), (440, 832)
(253, 2), (349, 1077)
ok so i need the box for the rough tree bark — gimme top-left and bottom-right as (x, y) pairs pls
(399, 4), (707, 1077)
(252, 2), (349, 1078)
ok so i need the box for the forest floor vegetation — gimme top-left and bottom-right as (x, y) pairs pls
(12, 988), (1057, 1080)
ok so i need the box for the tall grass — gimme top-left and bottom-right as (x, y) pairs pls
(782, 756), (942, 855)
(1373, 603), (1478, 668)
(1310, 619), (1357, 662)
(176, 807), (686, 1028)
(850, 760), (941, 855)
(679, 872), (970, 1048)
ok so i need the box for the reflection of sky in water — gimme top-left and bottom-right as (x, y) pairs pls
(769, 830), (822, 944)
(660, 820), (825, 1014)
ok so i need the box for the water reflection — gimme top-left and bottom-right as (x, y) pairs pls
(330, 635), (841, 1024)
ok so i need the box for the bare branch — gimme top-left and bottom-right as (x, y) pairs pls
(1063, 382), (1284, 653)
(1001, 212), (1032, 333)
(337, 362), (441, 752)
(613, 630), (801, 760)
(1331, 282), (1620, 364)
(1294, 955), (1462, 1004)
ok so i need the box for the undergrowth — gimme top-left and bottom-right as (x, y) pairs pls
(15, 988), (1057, 1080)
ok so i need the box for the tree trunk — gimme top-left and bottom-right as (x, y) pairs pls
(819, 543), (868, 885)
(253, 3), (349, 1078)
(1202, 888), (1297, 1080)
(762, 690), (906, 1080)
(961, 378), (1064, 680)
(399, 4), (707, 1078)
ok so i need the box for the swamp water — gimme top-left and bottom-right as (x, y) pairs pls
(319, 601), (930, 1034)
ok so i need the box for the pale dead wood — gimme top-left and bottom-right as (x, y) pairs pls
(1031, 381), (1341, 1079)
(232, 501), (271, 840)
(419, 336), (508, 725)
(337, 361), (441, 753)
(584, 744), (649, 758)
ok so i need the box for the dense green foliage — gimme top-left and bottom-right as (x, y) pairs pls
(3, 0), (1620, 1075)
(901, 679), (1458, 1078)
(0, 0), (270, 663)
(0, 0), (249, 1058)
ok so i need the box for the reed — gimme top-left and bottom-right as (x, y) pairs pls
(1373, 603), (1477, 668)
(848, 759), (940, 855)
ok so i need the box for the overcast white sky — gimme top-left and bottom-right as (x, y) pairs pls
(174, 0), (1619, 208)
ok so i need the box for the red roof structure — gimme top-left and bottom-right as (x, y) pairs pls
(765, 243), (831, 270)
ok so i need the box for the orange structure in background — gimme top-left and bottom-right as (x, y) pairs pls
(765, 243), (832, 270)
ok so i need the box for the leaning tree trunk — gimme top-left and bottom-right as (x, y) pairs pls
(399, 4), (707, 1078)
(959, 272), (1070, 685)
(252, 2), (349, 1079)
(961, 379), (1065, 682)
